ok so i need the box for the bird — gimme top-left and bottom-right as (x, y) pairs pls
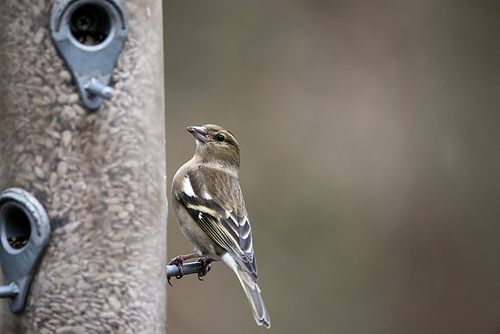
(169, 124), (271, 328)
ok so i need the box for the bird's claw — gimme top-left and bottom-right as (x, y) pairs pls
(196, 256), (215, 281)
(167, 253), (214, 285)
(167, 255), (187, 286)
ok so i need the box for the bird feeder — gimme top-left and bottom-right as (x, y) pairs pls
(0, 0), (166, 332)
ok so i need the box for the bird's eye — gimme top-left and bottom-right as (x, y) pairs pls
(216, 134), (225, 142)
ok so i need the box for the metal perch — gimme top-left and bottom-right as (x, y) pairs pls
(0, 283), (18, 299)
(166, 262), (211, 279)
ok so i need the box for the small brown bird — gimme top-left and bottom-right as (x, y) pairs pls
(169, 124), (270, 328)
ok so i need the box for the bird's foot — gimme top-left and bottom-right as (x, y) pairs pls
(196, 256), (216, 281)
(167, 253), (199, 286)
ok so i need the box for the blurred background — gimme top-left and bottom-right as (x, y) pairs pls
(164, 1), (500, 333)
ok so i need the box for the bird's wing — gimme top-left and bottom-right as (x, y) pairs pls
(176, 167), (258, 280)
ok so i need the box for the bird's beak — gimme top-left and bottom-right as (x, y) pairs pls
(187, 126), (208, 143)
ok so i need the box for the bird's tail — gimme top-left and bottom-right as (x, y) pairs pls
(234, 266), (271, 328)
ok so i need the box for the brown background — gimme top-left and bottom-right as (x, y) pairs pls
(164, 1), (500, 333)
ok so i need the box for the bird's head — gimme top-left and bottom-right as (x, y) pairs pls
(187, 124), (240, 169)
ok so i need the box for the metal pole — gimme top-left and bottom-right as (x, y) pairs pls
(0, 0), (166, 332)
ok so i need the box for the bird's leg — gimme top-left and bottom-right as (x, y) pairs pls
(167, 253), (199, 286)
(196, 256), (216, 281)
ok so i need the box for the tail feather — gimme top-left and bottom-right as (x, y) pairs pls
(221, 253), (271, 328)
(236, 267), (271, 328)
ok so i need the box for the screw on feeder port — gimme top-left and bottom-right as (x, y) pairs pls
(72, 8), (96, 32)
(85, 79), (114, 99)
